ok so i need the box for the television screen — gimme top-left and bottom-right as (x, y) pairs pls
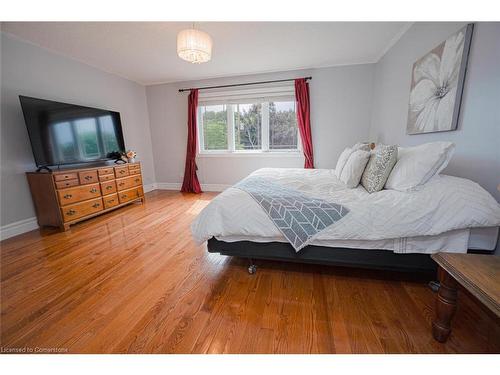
(19, 96), (126, 167)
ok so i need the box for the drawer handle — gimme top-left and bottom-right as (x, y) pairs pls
(121, 194), (127, 199)
(63, 194), (73, 199)
(135, 179), (140, 182)
(90, 188), (98, 193)
(92, 203), (100, 208)
(106, 185), (113, 190)
(66, 209), (76, 216)
(119, 182), (125, 186)
(119, 170), (125, 174)
(84, 175), (92, 180)
(107, 199), (114, 204)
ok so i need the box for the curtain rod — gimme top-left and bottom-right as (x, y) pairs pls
(178, 77), (312, 93)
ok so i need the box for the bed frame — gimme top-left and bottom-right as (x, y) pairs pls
(208, 238), (495, 276)
(207, 237), (441, 275)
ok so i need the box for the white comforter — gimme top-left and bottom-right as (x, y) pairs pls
(191, 168), (500, 253)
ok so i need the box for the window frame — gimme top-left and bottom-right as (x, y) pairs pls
(197, 87), (302, 156)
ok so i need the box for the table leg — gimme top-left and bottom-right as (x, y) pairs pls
(432, 267), (458, 343)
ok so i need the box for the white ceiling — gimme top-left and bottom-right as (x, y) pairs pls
(2, 22), (412, 85)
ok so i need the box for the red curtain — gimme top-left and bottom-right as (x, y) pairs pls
(181, 89), (202, 193)
(294, 78), (314, 169)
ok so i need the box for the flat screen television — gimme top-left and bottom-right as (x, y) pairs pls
(19, 95), (126, 168)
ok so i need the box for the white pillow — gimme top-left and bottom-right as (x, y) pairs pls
(335, 147), (354, 178)
(340, 150), (371, 188)
(385, 142), (455, 191)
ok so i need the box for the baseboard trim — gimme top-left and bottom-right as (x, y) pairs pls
(156, 182), (182, 190)
(155, 182), (230, 192)
(0, 217), (39, 241)
(143, 183), (157, 193)
(202, 184), (231, 192)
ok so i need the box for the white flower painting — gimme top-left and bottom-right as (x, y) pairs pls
(407, 25), (473, 134)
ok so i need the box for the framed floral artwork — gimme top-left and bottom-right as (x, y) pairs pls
(407, 24), (474, 135)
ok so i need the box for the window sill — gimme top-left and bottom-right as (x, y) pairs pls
(197, 151), (303, 158)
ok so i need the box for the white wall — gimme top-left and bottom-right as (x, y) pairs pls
(0, 32), (156, 227)
(370, 22), (500, 202)
(146, 64), (374, 187)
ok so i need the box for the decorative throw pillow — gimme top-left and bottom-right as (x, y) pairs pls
(339, 150), (371, 188)
(352, 142), (371, 152)
(361, 145), (398, 193)
(385, 142), (455, 191)
(335, 147), (354, 178)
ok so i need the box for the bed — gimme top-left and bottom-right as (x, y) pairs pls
(192, 168), (500, 274)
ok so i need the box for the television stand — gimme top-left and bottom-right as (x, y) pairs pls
(27, 162), (144, 231)
(36, 166), (52, 173)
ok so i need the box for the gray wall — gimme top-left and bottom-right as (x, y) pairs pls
(0, 32), (156, 226)
(146, 64), (374, 186)
(370, 22), (500, 201)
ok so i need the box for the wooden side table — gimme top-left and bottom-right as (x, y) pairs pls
(431, 253), (500, 343)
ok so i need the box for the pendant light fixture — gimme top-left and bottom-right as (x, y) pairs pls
(177, 23), (213, 64)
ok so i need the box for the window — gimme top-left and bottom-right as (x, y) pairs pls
(198, 95), (299, 154)
(201, 104), (227, 150)
(269, 101), (298, 150)
(235, 103), (262, 150)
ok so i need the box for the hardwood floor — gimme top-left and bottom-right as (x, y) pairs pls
(1, 190), (499, 353)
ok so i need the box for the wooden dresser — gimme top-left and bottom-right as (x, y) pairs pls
(27, 162), (145, 231)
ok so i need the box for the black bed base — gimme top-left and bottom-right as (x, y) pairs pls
(207, 238), (439, 273)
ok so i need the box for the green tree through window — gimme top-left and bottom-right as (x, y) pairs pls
(202, 105), (227, 150)
(199, 100), (298, 152)
(235, 103), (261, 150)
(269, 101), (297, 150)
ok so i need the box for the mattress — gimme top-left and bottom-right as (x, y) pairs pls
(216, 227), (499, 254)
(192, 168), (500, 254)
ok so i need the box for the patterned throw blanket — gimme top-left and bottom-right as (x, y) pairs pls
(234, 176), (349, 251)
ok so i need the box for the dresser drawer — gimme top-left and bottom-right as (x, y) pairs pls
(79, 170), (98, 185)
(99, 174), (115, 182)
(115, 166), (129, 178)
(54, 172), (78, 182)
(131, 175), (142, 187)
(129, 169), (141, 175)
(103, 193), (119, 209)
(128, 163), (141, 170)
(98, 167), (114, 176)
(116, 175), (142, 191)
(118, 187), (143, 204)
(57, 183), (101, 206)
(101, 180), (117, 195)
(61, 198), (103, 222)
(55, 179), (79, 189)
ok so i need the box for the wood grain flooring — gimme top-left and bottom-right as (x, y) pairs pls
(1, 190), (499, 353)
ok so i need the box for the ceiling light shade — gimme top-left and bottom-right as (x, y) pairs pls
(177, 28), (212, 64)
